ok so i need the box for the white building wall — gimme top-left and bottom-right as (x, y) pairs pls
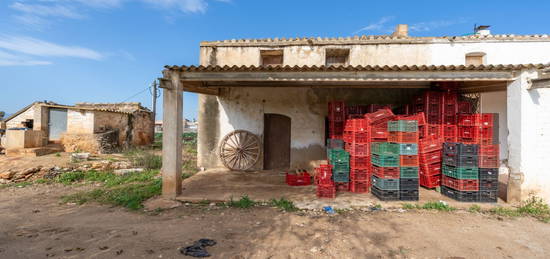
(480, 91), (508, 160)
(5, 105), (36, 129)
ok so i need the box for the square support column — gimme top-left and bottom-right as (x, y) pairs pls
(161, 75), (183, 198)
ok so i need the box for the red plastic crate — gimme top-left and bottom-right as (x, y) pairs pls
(397, 112), (426, 126)
(443, 103), (458, 115)
(364, 108), (395, 124)
(388, 131), (419, 143)
(419, 138), (442, 153)
(345, 143), (370, 156)
(476, 126), (494, 139)
(344, 118), (370, 132)
(479, 155), (499, 168)
(414, 91), (442, 105)
(317, 185), (336, 198)
(458, 114), (479, 126)
(329, 121), (344, 136)
(419, 174), (441, 188)
(372, 165), (400, 179)
(349, 180), (370, 193)
(346, 105), (368, 115)
(346, 131), (370, 143)
(335, 182), (350, 192)
(424, 124), (442, 139)
(442, 125), (458, 141)
(420, 163), (441, 176)
(480, 144), (499, 156)
(367, 104), (392, 113)
(480, 114), (495, 127)
(350, 156), (371, 169)
(443, 114), (457, 124)
(442, 175), (479, 191)
(459, 126), (477, 139)
(400, 155), (419, 167)
(286, 171), (312, 186)
(427, 113), (443, 124)
(350, 168), (369, 181)
(458, 101), (472, 114)
(371, 121), (389, 139)
(419, 150), (442, 165)
(315, 165), (333, 185)
(442, 92), (458, 105)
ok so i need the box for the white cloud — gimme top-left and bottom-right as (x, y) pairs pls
(141, 0), (207, 13)
(10, 2), (84, 19)
(0, 50), (52, 66)
(409, 19), (468, 32)
(354, 16), (395, 34)
(0, 35), (104, 60)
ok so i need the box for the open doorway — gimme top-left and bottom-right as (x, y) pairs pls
(263, 113), (291, 170)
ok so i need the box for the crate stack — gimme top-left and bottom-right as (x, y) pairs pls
(315, 164), (336, 198)
(344, 117), (371, 193)
(328, 101), (346, 140)
(389, 119), (420, 201)
(365, 108), (395, 142)
(371, 142), (400, 200)
(441, 143), (480, 202)
(327, 148), (350, 191)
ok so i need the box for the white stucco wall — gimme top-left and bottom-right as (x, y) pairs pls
(5, 104), (37, 129)
(204, 41), (550, 67)
(480, 91), (508, 160)
(216, 87), (325, 169)
(67, 109), (95, 134)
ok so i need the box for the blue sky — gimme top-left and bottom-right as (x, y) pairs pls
(1, 0), (549, 120)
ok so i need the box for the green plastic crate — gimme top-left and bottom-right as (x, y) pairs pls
(333, 171), (349, 183)
(388, 120), (418, 132)
(398, 143), (418, 155)
(371, 154), (399, 167)
(400, 167), (419, 178)
(328, 149), (349, 164)
(372, 175), (400, 190)
(371, 142), (399, 155)
(442, 165), (479, 179)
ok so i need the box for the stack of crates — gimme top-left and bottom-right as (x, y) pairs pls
(418, 136), (443, 188)
(344, 117), (370, 193)
(389, 119), (420, 201)
(365, 108), (395, 142)
(441, 143), (480, 202)
(327, 148), (350, 191)
(315, 164), (336, 198)
(328, 101), (345, 139)
(479, 144), (499, 202)
(371, 142), (400, 200)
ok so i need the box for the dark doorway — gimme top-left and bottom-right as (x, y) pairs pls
(263, 113), (291, 170)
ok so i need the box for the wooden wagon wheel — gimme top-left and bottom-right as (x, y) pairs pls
(219, 130), (261, 171)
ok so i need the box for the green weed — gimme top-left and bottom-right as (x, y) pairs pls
(490, 207), (520, 217)
(270, 198), (298, 212)
(469, 204), (482, 213)
(56, 171), (86, 185)
(226, 195), (256, 208)
(421, 201), (456, 211)
(125, 150), (162, 169)
(402, 203), (421, 210)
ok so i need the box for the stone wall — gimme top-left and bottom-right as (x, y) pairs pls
(5, 104), (37, 129)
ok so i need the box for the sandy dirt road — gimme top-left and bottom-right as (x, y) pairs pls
(1, 184), (550, 259)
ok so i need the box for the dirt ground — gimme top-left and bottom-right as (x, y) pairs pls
(1, 184), (550, 259)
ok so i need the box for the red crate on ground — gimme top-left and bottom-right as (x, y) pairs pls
(345, 143), (370, 156)
(364, 108), (395, 124)
(480, 144), (499, 156)
(286, 171), (312, 186)
(344, 118), (369, 132)
(479, 155), (499, 168)
(401, 155), (419, 167)
(350, 156), (371, 169)
(350, 168), (369, 181)
(420, 163), (441, 176)
(350, 180), (370, 193)
(442, 175), (479, 191)
(388, 131), (419, 143)
(317, 185), (336, 198)
(335, 182), (350, 192)
(419, 138), (442, 153)
(419, 174), (441, 188)
(419, 150), (442, 165)
(372, 166), (400, 179)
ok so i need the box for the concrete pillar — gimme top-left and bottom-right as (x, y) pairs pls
(197, 94), (219, 169)
(506, 69), (539, 203)
(161, 74), (183, 198)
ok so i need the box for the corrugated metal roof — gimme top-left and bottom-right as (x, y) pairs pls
(201, 34), (550, 46)
(166, 64), (549, 72)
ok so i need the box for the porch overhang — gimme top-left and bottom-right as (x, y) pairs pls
(161, 64), (549, 95)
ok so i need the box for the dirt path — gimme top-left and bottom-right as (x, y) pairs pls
(1, 185), (549, 259)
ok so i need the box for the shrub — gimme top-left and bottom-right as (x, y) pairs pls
(270, 198), (298, 212)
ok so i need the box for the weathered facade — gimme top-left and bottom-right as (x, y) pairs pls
(160, 25), (550, 201)
(1, 102), (154, 154)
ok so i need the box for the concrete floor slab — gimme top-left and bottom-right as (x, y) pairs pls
(177, 169), (508, 210)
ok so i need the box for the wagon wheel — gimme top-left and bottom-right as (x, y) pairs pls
(219, 130), (261, 171)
